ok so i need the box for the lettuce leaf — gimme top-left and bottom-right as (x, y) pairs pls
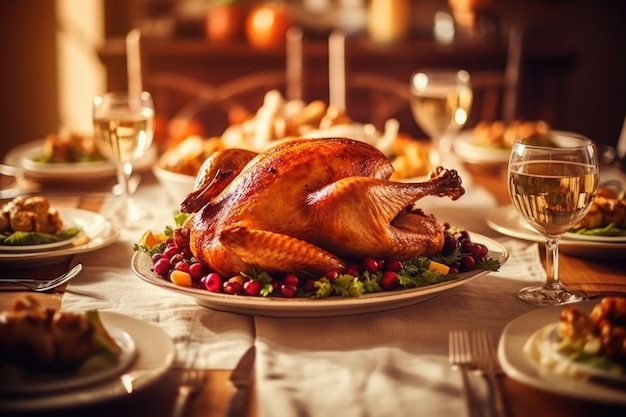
(0, 228), (81, 246)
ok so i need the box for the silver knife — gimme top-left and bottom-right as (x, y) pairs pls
(226, 345), (256, 417)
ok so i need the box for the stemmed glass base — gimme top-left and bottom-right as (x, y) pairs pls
(110, 161), (151, 228)
(518, 283), (587, 307)
(111, 196), (152, 227)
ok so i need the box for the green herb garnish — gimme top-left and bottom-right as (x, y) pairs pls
(0, 228), (81, 246)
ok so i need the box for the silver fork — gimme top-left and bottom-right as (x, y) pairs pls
(449, 330), (482, 417)
(0, 264), (83, 292)
(471, 330), (508, 417)
(171, 353), (205, 417)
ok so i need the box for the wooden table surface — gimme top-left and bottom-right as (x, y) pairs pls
(1, 165), (624, 417)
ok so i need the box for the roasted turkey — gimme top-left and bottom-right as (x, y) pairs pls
(176, 138), (464, 277)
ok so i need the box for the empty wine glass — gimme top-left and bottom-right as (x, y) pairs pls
(92, 91), (155, 226)
(410, 69), (473, 166)
(508, 133), (599, 306)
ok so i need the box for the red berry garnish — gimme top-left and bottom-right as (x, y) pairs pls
(162, 245), (179, 259)
(188, 263), (206, 280)
(153, 258), (171, 276)
(325, 270), (339, 280)
(200, 273), (223, 292)
(174, 260), (189, 272)
(169, 253), (184, 265)
(223, 280), (242, 295)
(363, 258), (380, 273)
(283, 273), (299, 287)
(304, 278), (317, 292)
(381, 271), (399, 290)
(280, 283), (297, 298)
(461, 256), (476, 271)
(385, 259), (403, 272)
(345, 264), (360, 276)
(243, 279), (262, 296)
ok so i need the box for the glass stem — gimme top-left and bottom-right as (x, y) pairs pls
(117, 162), (133, 205)
(544, 237), (560, 290)
(429, 135), (443, 166)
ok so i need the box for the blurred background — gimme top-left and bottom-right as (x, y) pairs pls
(1, 0), (625, 161)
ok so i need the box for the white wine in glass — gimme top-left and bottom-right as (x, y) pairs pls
(508, 133), (599, 306)
(93, 91), (155, 226)
(410, 69), (472, 166)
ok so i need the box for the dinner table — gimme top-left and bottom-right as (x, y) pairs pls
(0, 148), (625, 417)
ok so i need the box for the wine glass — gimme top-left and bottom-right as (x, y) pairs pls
(507, 133), (599, 306)
(410, 69), (473, 166)
(92, 91), (155, 226)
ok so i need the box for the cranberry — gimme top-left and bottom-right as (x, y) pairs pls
(363, 258), (380, 273)
(153, 258), (171, 276)
(304, 278), (317, 292)
(283, 273), (299, 287)
(200, 273), (223, 292)
(381, 271), (399, 290)
(469, 243), (488, 261)
(169, 253), (184, 265)
(223, 280), (242, 295)
(243, 279), (262, 296)
(385, 259), (403, 273)
(442, 234), (460, 256)
(280, 283), (297, 298)
(325, 270), (339, 280)
(162, 245), (179, 259)
(174, 260), (189, 272)
(188, 263), (206, 280)
(461, 256), (476, 271)
(345, 264), (360, 276)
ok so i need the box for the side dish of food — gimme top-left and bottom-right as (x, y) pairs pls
(30, 131), (105, 164)
(570, 183), (626, 237)
(524, 297), (626, 380)
(157, 91), (431, 181)
(472, 120), (552, 149)
(0, 295), (129, 392)
(0, 196), (80, 246)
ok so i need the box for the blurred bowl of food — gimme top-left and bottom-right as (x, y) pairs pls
(153, 164), (195, 207)
(153, 135), (225, 205)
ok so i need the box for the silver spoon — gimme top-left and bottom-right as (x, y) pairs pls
(0, 264), (83, 292)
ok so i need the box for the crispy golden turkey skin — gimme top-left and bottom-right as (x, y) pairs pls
(176, 138), (464, 277)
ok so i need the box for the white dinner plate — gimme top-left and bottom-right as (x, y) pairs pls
(498, 301), (626, 405)
(452, 129), (511, 165)
(486, 205), (626, 258)
(0, 207), (120, 266)
(131, 232), (508, 318)
(0, 311), (176, 412)
(3, 139), (157, 182)
(0, 324), (137, 395)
